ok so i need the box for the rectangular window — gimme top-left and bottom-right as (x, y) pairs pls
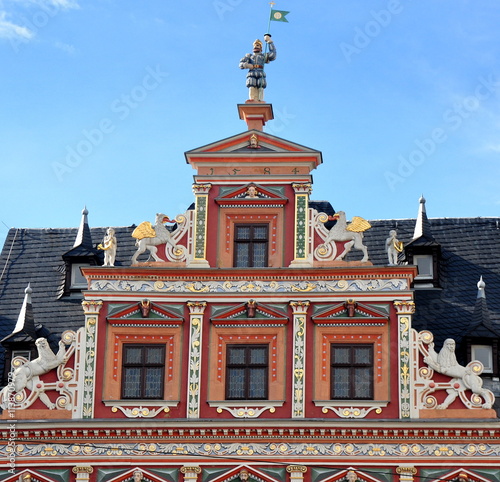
(121, 344), (165, 399)
(471, 344), (493, 373)
(331, 344), (373, 400)
(226, 345), (268, 400)
(414, 254), (433, 279)
(234, 224), (268, 267)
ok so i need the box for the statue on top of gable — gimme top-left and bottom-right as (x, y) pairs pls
(239, 34), (276, 102)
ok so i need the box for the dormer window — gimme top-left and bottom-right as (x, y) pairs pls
(71, 263), (90, 289)
(414, 254), (434, 279)
(471, 344), (493, 374)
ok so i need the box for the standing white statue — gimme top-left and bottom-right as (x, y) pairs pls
(385, 229), (403, 265)
(98, 227), (117, 266)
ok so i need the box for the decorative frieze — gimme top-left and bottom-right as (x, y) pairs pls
(6, 441), (495, 458)
(90, 278), (410, 293)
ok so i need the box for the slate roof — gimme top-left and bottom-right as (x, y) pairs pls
(0, 212), (499, 379)
(345, 216), (500, 353)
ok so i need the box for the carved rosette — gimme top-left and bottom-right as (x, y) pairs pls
(81, 300), (103, 419)
(186, 302), (207, 418)
(191, 183), (212, 267)
(394, 300), (414, 419)
(290, 301), (309, 418)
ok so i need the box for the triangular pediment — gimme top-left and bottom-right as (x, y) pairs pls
(99, 467), (177, 482)
(1, 469), (69, 482)
(185, 130), (322, 177)
(312, 302), (389, 324)
(206, 465), (284, 482)
(211, 302), (288, 326)
(216, 183), (288, 207)
(107, 301), (184, 325)
(186, 130), (322, 155)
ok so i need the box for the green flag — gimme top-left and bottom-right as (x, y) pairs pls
(270, 9), (290, 22)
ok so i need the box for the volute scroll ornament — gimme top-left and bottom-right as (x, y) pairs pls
(0, 332), (76, 411)
(418, 331), (495, 409)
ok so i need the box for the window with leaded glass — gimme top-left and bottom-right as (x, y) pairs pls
(330, 344), (373, 400)
(234, 224), (268, 267)
(121, 344), (165, 399)
(226, 345), (268, 400)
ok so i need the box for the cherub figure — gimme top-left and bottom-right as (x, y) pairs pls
(385, 229), (402, 265)
(98, 227), (117, 266)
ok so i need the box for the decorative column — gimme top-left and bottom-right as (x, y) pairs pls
(396, 467), (417, 482)
(290, 301), (310, 418)
(393, 300), (416, 419)
(180, 466), (201, 482)
(80, 300), (103, 419)
(186, 302), (207, 418)
(190, 183), (212, 267)
(287, 466), (307, 482)
(72, 466), (93, 482)
(290, 183), (312, 267)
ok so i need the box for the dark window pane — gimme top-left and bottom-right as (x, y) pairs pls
(122, 367), (141, 398)
(253, 244), (267, 267)
(253, 226), (267, 239)
(227, 368), (246, 399)
(228, 346), (246, 365)
(236, 226), (251, 240)
(249, 346), (267, 364)
(332, 346), (350, 364)
(144, 367), (164, 398)
(353, 346), (372, 365)
(124, 346), (142, 364)
(248, 367), (266, 399)
(353, 367), (372, 399)
(332, 367), (350, 399)
(235, 244), (250, 267)
(145, 346), (164, 364)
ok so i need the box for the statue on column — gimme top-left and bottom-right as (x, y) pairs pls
(239, 34), (277, 101)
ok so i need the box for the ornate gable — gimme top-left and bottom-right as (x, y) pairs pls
(211, 302), (288, 327)
(185, 130), (322, 178)
(107, 301), (184, 326)
(312, 302), (390, 325)
(215, 184), (288, 208)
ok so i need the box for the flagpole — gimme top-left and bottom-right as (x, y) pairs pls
(264, 1), (275, 57)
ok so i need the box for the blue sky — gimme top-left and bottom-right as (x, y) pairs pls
(1, 0), (499, 247)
